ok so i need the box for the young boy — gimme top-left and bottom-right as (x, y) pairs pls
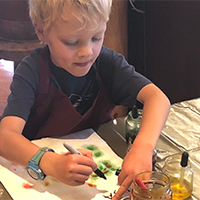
(0, 0), (170, 199)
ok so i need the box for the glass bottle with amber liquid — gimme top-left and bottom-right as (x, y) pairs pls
(162, 152), (193, 200)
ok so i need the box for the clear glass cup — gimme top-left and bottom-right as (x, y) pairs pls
(131, 171), (172, 200)
(125, 109), (157, 170)
(125, 109), (142, 138)
(125, 109), (142, 153)
(162, 154), (193, 200)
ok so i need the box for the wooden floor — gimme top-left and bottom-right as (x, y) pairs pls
(0, 59), (14, 116)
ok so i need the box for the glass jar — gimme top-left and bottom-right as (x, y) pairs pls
(131, 171), (172, 200)
(162, 153), (193, 200)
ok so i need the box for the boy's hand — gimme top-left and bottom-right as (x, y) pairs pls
(40, 148), (97, 186)
(112, 143), (153, 200)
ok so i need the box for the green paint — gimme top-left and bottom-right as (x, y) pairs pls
(82, 144), (104, 158)
(94, 151), (104, 158)
(89, 160), (118, 180)
(98, 160), (117, 172)
(82, 144), (119, 181)
(82, 144), (99, 151)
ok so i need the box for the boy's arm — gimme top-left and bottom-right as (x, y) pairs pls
(0, 116), (97, 186)
(0, 116), (40, 165)
(112, 83), (171, 200)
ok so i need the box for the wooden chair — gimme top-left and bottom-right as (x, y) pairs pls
(0, 60), (14, 117)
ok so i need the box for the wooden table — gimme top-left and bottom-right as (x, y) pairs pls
(101, 98), (200, 200)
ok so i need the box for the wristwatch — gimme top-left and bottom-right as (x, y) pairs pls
(26, 147), (54, 180)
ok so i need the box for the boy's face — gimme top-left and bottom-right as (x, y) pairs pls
(37, 10), (107, 77)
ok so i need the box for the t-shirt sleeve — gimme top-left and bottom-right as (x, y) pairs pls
(97, 46), (152, 108)
(2, 49), (40, 121)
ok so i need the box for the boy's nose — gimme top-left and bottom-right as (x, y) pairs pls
(78, 45), (93, 58)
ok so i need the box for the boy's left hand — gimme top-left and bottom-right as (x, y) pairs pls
(112, 143), (153, 200)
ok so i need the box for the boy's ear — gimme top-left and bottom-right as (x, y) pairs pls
(34, 23), (46, 42)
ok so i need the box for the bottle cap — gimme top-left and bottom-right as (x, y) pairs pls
(131, 105), (138, 119)
(181, 152), (189, 167)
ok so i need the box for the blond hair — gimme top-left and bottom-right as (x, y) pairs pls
(29, 0), (112, 31)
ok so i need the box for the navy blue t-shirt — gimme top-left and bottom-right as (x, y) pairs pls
(3, 46), (151, 121)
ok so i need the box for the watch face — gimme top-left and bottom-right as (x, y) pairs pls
(27, 168), (39, 180)
(27, 164), (45, 180)
(26, 148), (54, 180)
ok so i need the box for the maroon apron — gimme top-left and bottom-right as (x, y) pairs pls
(22, 46), (115, 140)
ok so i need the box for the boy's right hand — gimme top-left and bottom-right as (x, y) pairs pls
(39, 149), (97, 186)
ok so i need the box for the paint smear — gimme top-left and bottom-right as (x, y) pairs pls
(22, 183), (33, 189)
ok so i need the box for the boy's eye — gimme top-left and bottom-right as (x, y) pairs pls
(63, 41), (78, 46)
(92, 37), (102, 42)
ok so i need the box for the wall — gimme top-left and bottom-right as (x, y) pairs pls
(104, 0), (127, 58)
(128, 1), (200, 104)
